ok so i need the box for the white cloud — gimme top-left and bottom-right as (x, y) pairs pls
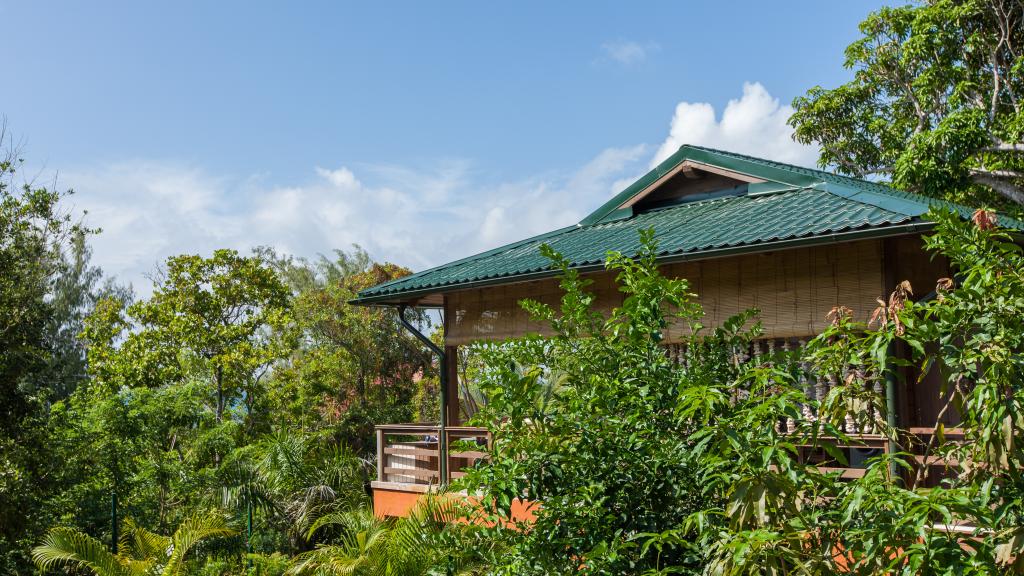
(61, 83), (816, 293)
(314, 166), (360, 189)
(64, 146), (650, 293)
(601, 40), (657, 65)
(651, 82), (818, 168)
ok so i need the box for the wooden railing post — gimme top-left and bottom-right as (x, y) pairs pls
(376, 427), (385, 483)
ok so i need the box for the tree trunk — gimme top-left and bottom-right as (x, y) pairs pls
(216, 364), (224, 423)
(970, 169), (1024, 205)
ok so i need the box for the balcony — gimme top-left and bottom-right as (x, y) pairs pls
(371, 424), (491, 517)
(371, 420), (966, 519)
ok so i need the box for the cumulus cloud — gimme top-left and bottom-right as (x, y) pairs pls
(650, 82), (818, 168)
(64, 146), (650, 293)
(601, 40), (657, 65)
(62, 83), (816, 292)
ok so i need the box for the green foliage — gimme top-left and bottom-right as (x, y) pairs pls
(260, 247), (431, 454)
(83, 249), (294, 427)
(462, 215), (1024, 574)
(290, 497), (489, 576)
(790, 0), (1024, 208)
(462, 230), (732, 574)
(33, 511), (236, 576)
(218, 430), (371, 542)
(0, 133), (125, 573)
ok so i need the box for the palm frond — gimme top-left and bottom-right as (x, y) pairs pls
(33, 527), (135, 576)
(291, 509), (388, 575)
(288, 543), (370, 576)
(163, 511), (237, 575)
(120, 518), (171, 561)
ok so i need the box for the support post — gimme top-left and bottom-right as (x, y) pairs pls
(376, 427), (385, 483)
(445, 345), (460, 427)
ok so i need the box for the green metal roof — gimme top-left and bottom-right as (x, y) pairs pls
(354, 145), (1023, 306)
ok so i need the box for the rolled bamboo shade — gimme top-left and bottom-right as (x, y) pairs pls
(444, 240), (885, 346)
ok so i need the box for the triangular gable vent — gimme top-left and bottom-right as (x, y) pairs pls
(623, 160), (765, 212)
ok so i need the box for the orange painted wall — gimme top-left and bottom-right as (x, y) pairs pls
(373, 487), (537, 524)
(373, 488), (425, 518)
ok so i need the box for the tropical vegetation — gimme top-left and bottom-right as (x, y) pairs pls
(4, 1), (1024, 574)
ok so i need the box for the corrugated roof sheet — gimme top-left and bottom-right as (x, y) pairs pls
(355, 145), (1023, 304)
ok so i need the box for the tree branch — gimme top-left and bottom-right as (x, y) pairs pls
(972, 167), (1024, 179)
(982, 142), (1024, 153)
(970, 168), (1024, 205)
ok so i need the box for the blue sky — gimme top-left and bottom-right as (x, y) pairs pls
(2, 1), (893, 290)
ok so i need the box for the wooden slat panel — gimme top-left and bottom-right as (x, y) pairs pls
(383, 467), (438, 480)
(384, 447), (438, 457)
(815, 467), (868, 479)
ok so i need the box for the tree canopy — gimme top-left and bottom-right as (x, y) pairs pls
(790, 0), (1024, 208)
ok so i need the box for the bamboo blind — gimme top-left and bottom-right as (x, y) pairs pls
(444, 240), (886, 346)
(665, 337), (886, 434)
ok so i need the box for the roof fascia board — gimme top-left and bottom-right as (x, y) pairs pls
(682, 147), (822, 188)
(579, 148), (691, 226)
(617, 160), (765, 210)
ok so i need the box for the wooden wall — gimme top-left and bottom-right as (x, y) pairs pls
(442, 233), (956, 429)
(444, 239), (888, 345)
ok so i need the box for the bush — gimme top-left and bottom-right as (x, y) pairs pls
(464, 212), (1024, 574)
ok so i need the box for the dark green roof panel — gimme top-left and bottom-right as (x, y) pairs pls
(356, 146), (1023, 304)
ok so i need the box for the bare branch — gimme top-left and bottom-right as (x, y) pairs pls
(970, 168), (1024, 205)
(982, 142), (1024, 153)
(971, 167), (1024, 179)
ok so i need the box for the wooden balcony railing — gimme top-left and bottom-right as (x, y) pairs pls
(374, 423), (966, 491)
(374, 424), (491, 486)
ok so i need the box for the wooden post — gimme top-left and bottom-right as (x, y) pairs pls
(445, 345), (460, 426)
(376, 427), (385, 483)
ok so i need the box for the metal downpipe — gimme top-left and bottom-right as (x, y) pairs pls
(398, 305), (448, 486)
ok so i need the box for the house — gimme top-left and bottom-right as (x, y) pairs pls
(352, 145), (1024, 518)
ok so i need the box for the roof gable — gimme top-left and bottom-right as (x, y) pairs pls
(581, 145), (935, 225)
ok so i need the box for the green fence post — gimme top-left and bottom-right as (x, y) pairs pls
(110, 492), (118, 554)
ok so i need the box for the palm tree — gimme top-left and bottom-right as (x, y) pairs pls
(288, 496), (490, 576)
(32, 511), (236, 576)
(216, 430), (371, 551)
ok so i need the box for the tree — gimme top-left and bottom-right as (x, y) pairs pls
(217, 430), (371, 549)
(31, 231), (131, 401)
(83, 249), (293, 430)
(0, 132), (88, 435)
(260, 247), (431, 453)
(0, 126), (102, 573)
(790, 0), (1024, 208)
(60, 249), (293, 555)
(33, 511), (236, 576)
